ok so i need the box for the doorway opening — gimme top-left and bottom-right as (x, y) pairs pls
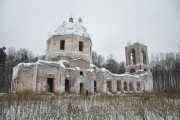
(65, 79), (69, 93)
(94, 81), (96, 92)
(47, 78), (54, 93)
(80, 83), (84, 93)
(117, 81), (121, 91)
(129, 82), (133, 91)
(107, 81), (112, 92)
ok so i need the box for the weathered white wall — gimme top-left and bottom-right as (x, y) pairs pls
(46, 35), (92, 63)
(16, 65), (35, 92)
(12, 61), (153, 94)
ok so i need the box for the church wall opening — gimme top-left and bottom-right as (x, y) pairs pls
(47, 78), (54, 93)
(129, 82), (133, 91)
(137, 82), (141, 91)
(80, 71), (83, 76)
(141, 49), (147, 65)
(94, 81), (96, 92)
(130, 68), (136, 73)
(80, 83), (84, 93)
(124, 82), (127, 91)
(129, 49), (136, 65)
(107, 81), (112, 92)
(117, 81), (121, 91)
(79, 41), (83, 51)
(65, 79), (69, 93)
(60, 40), (65, 50)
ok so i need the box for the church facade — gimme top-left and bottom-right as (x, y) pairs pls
(11, 17), (153, 94)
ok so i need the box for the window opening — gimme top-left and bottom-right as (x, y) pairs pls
(60, 40), (65, 50)
(79, 41), (83, 51)
(129, 49), (136, 65)
(141, 49), (146, 64)
(80, 71), (83, 76)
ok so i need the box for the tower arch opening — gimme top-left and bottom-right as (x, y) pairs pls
(129, 49), (136, 65)
(141, 49), (147, 65)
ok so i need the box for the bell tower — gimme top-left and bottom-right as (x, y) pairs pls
(125, 42), (149, 73)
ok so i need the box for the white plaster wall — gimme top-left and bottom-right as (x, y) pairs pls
(46, 35), (92, 63)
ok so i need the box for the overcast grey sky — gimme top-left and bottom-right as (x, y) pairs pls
(0, 0), (180, 62)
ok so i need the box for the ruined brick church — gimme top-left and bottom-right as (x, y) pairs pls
(11, 17), (153, 94)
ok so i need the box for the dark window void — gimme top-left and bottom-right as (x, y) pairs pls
(60, 40), (65, 50)
(117, 81), (121, 91)
(79, 41), (83, 51)
(80, 83), (84, 93)
(144, 68), (147, 71)
(141, 49), (147, 64)
(137, 82), (141, 91)
(80, 71), (83, 76)
(129, 49), (136, 65)
(65, 79), (69, 92)
(130, 68), (136, 73)
(94, 81), (96, 92)
(47, 78), (54, 93)
(129, 82), (133, 91)
(124, 82), (127, 91)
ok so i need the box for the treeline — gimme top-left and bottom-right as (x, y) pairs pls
(150, 51), (180, 93)
(92, 51), (125, 74)
(0, 47), (45, 92)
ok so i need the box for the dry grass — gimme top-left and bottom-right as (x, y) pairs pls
(0, 93), (179, 120)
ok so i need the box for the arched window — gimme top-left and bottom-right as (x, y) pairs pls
(141, 49), (146, 64)
(129, 49), (136, 65)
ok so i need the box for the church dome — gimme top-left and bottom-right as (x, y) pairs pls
(45, 17), (92, 63)
(52, 17), (90, 39)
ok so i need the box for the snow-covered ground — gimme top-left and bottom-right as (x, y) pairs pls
(0, 94), (179, 120)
